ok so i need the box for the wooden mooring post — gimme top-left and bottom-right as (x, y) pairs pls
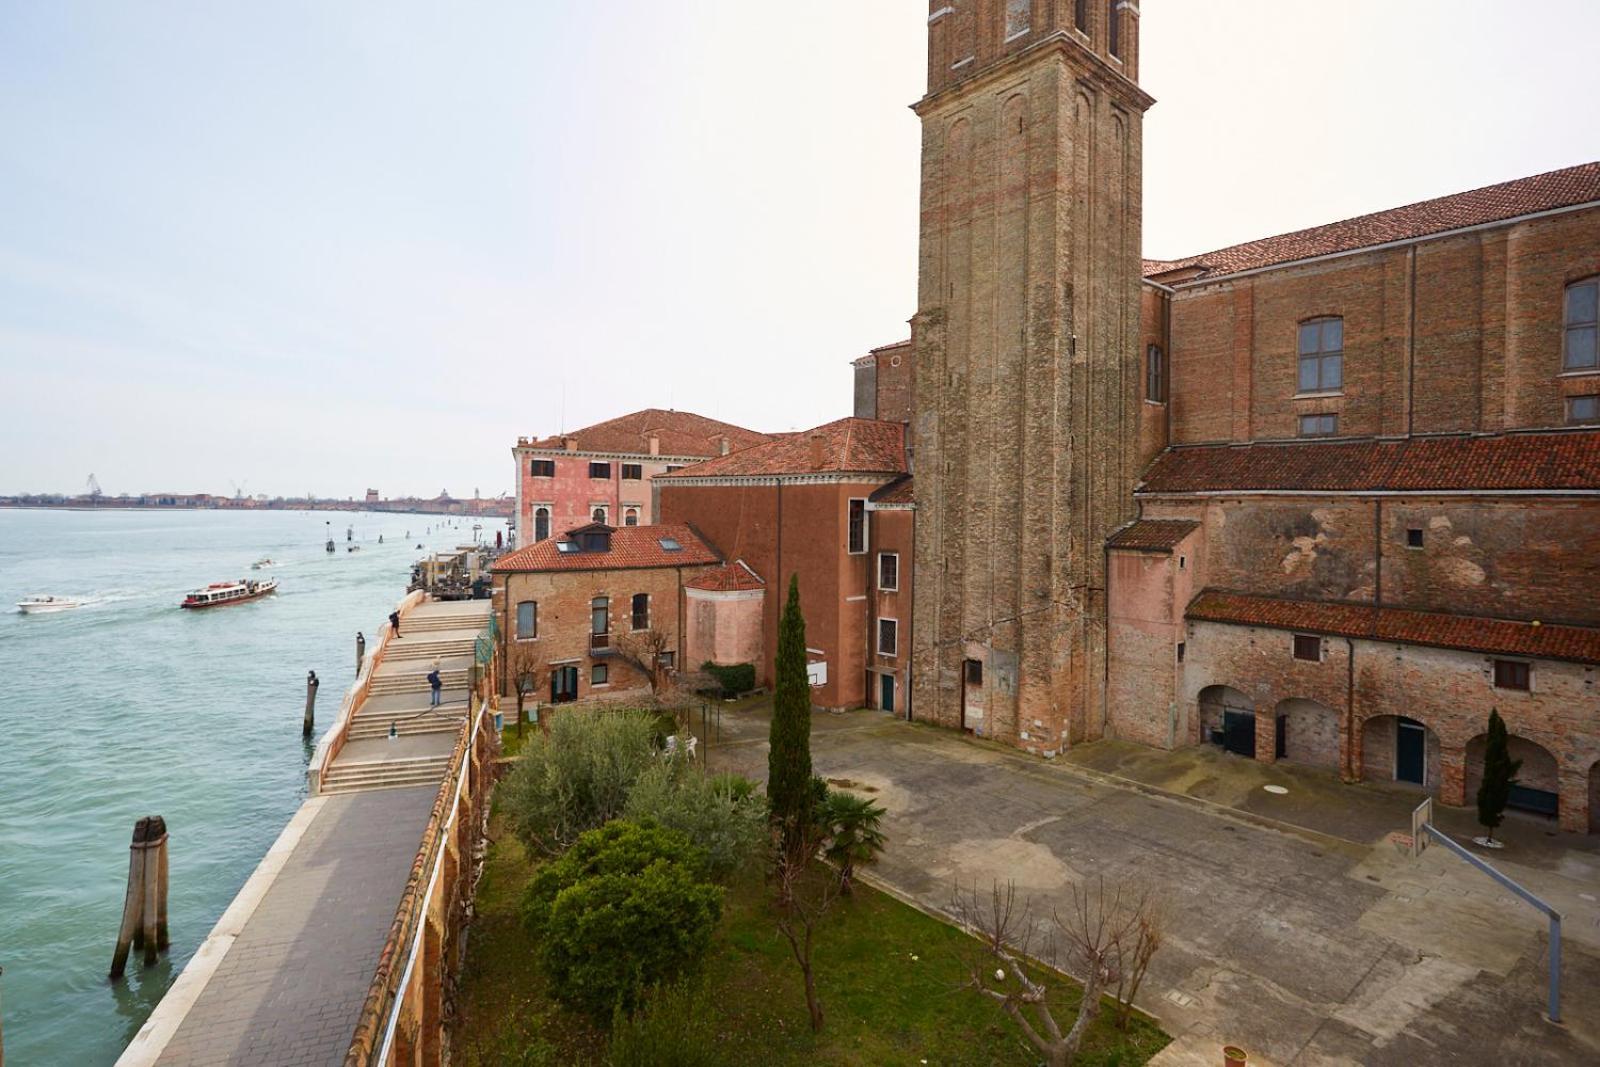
(356, 630), (366, 675)
(109, 816), (170, 980)
(304, 669), (320, 738)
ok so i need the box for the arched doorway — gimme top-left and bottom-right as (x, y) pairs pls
(1274, 698), (1340, 770)
(1199, 685), (1254, 758)
(1361, 714), (1440, 790)
(1465, 732), (1561, 819)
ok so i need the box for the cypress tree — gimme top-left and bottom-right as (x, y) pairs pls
(1475, 708), (1522, 844)
(769, 574), (813, 844)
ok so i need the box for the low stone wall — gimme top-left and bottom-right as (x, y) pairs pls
(343, 667), (500, 1065)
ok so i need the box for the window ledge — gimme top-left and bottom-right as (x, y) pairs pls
(1142, 399), (1167, 407)
(1004, 29), (1030, 43)
(1292, 391), (1345, 400)
(1557, 368), (1600, 378)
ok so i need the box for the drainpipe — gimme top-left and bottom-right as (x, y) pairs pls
(905, 507), (915, 723)
(1406, 245), (1417, 435)
(1344, 636), (1358, 782)
(1373, 498), (1383, 606)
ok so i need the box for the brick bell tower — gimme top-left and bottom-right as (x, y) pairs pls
(910, 1), (1153, 752)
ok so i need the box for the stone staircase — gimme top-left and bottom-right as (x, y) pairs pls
(347, 705), (467, 740)
(318, 754), (453, 795)
(368, 667), (471, 697)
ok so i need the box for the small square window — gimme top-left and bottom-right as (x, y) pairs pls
(589, 461), (611, 479)
(1406, 528), (1424, 549)
(1299, 414), (1338, 437)
(592, 663), (609, 686)
(621, 463), (643, 480)
(964, 659), (983, 685)
(1493, 659), (1530, 691)
(657, 651), (675, 670)
(1567, 395), (1599, 425)
(1292, 634), (1322, 662)
(529, 459), (556, 477)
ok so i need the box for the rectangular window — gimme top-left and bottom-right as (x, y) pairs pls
(878, 552), (899, 591)
(589, 461), (611, 479)
(631, 592), (649, 631)
(621, 463), (643, 480)
(1568, 395), (1599, 425)
(1299, 414), (1338, 437)
(1292, 634), (1322, 662)
(592, 663), (608, 686)
(1108, 0), (1120, 55)
(1566, 280), (1598, 371)
(1146, 344), (1166, 403)
(878, 618), (898, 657)
(591, 596), (609, 635)
(1005, 0), (1030, 39)
(1075, 0), (1089, 31)
(1406, 528), (1424, 549)
(1493, 659), (1530, 691)
(1176, 641), (1186, 663)
(847, 498), (867, 554)
(665, 464), (684, 473)
(516, 600), (537, 639)
(1297, 317), (1344, 392)
(657, 650), (675, 670)
(965, 659), (983, 685)
(529, 459), (555, 477)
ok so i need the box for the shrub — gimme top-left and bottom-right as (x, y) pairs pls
(700, 661), (756, 698)
(623, 762), (766, 881)
(606, 980), (728, 1067)
(523, 821), (723, 1020)
(820, 790), (887, 894)
(500, 709), (659, 855)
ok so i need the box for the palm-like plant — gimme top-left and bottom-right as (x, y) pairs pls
(821, 790), (887, 895)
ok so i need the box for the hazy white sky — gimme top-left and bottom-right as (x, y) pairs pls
(3, 1), (1597, 498)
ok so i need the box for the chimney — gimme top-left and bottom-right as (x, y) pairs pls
(564, 437), (578, 452)
(718, 436), (730, 456)
(808, 432), (825, 470)
(648, 433), (660, 456)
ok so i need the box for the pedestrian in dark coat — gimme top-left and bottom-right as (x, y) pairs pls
(390, 610), (401, 638)
(428, 666), (442, 707)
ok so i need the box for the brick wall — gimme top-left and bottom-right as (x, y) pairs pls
(1162, 206), (1600, 444)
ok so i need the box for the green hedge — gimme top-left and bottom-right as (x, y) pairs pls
(701, 661), (755, 698)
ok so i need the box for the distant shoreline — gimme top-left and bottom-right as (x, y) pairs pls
(0, 503), (511, 517)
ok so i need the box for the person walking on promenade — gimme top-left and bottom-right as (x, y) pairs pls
(428, 665), (442, 708)
(389, 610), (401, 638)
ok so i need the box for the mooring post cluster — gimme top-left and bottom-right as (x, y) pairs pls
(109, 816), (170, 980)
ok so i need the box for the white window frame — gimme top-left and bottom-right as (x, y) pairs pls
(877, 616), (899, 657)
(590, 504), (608, 525)
(532, 503), (553, 542)
(515, 599), (538, 641)
(877, 551), (899, 592)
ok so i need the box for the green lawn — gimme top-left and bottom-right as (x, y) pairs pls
(454, 809), (1168, 1066)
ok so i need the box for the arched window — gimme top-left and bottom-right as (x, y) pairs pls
(631, 592), (650, 631)
(1565, 278), (1598, 371)
(534, 507), (550, 542)
(1298, 317), (1343, 393)
(624, 507), (640, 527)
(591, 506), (608, 524)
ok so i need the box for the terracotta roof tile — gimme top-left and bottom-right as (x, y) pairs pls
(869, 475), (914, 506)
(1187, 590), (1600, 666)
(656, 417), (907, 480)
(1139, 431), (1600, 494)
(491, 522), (721, 573)
(1107, 519), (1200, 551)
(684, 560), (765, 591)
(519, 409), (770, 458)
(1145, 162), (1600, 282)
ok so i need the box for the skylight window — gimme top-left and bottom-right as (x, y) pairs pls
(555, 541), (579, 553)
(658, 537), (682, 552)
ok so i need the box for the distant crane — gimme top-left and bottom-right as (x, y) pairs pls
(86, 473), (103, 499)
(229, 479), (248, 501)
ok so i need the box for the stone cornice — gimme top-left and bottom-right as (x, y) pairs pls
(512, 445), (714, 464)
(657, 472), (900, 490)
(912, 31), (1155, 118)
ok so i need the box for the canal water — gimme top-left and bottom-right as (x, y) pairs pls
(0, 508), (502, 1064)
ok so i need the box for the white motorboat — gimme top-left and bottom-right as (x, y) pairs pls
(251, 557), (276, 570)
(17, 595), (82, 614)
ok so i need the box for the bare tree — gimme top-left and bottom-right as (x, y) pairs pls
(772, 822), (838, 1034)
(508, 644), (543, 738)
(949, 877), (1164, 1067)
(612, 628), (672, 694)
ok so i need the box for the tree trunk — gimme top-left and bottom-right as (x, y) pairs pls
(803, 963), (823, 1032)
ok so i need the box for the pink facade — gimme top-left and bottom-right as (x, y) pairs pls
(513, 449), (680, 546)
(684, 586), (765, 669)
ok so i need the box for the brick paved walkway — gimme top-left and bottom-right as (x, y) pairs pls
(151, 787), (435, 1066)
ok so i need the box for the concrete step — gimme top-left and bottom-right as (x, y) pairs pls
(384, 643), (475, 660)
(369, 672), (470, 695)
(319, 772), (446, 795)
(321, 755), (451, 792)
(398, 617), (488, 633)
(347, 715), (466, 740)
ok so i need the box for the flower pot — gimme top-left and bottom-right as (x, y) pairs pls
(1223, 1047), (1248, 1067)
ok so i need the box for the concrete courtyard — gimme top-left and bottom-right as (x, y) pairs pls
(705, 706), (1600, 1066)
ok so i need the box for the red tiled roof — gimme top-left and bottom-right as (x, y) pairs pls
(1138, 431), (1600, 494)
(1187, 590), (1600, 666)
(684, 559), (765, 592)
(491, 523), (721, 573)
(1107, 519), (1199, 551)
(519, 409), (770, 458)
(869, 474), (915, 506)
(1144, 162), (1600, 283)
(656, 417), (908, 480)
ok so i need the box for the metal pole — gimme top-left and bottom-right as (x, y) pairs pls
(1550, 914), (1561, 1024)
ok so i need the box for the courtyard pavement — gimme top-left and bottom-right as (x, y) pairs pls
(705, 707), (1600, 1066)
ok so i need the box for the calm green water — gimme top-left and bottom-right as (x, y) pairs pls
(0, 508), (499, 1065)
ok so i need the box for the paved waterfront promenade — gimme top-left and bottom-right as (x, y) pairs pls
(120, 599), (490, 1066)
